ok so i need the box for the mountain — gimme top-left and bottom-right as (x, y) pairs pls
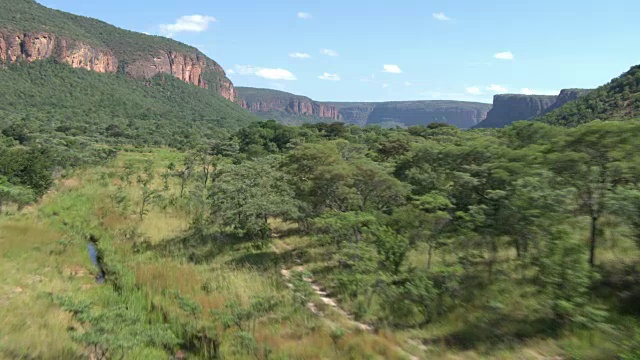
(538, 65), (640, 126)
(474, 94), (558, 128)
(331, 101), (492, 128)
(0, 0), (235, 100)
(236, 87), (492, 128)
(474, 89), (592, 128)
(543, 89), (593, 113)
(0, 0), (257, 148)
(235, 87), (342, 125)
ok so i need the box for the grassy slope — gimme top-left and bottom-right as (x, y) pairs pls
(2, 148), (635, 359)
(0, 61), (256, 147)
(537, 65), (640, 126)
(0, 149), (414, 360)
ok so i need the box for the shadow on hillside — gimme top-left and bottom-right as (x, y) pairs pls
(148, 229), (240, 264)
(422, 316), (560, 351)
(595, 261), (640, 316)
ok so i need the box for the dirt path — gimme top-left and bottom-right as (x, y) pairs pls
(276, 244), (420, 360)
(280, 267), (373, 331)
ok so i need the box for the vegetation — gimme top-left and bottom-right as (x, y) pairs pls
(0, 61), (256, 149)
(538, 65), (640, 126)
(0, 0), (206, 62)
(3, 103), (640, 358)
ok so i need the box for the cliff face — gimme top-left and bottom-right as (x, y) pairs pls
(236, 87), (492, 128)
(0, 31), (235, 101)
(0, 32), (117, 73)
(124, 51), (235, 101)
(474, 94), (558, 128)
(235, 87), (342, 121)
(365, 102), (490, 128)
(543, 89), (592, 114)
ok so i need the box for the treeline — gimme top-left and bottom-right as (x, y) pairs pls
(0, 127), (117, 214)
(199, 119), (640, 352)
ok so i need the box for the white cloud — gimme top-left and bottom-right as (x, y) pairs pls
(226, 69), (235, 75)
(318, 72), (341, 81)
(520, 88), (559, 96)
(432, 12), (451, 21)
(160, 15), (216, 35)
(320, 48), (339, 57)
(234, 65), (296, 80)
(382, 83), (389, 88)
(360, 74), (375, 82)
(494, 51), (514, 60)
(255, 68), (297, 81)
(289, 52), (311, 59)
(466, 86), (482, 95)
(382, 64), (403, 74)
(404, 81), (412, 86)
(486, 84), (508, 93)
(297, 12), (312, 19)
(143, 32), (151, 35)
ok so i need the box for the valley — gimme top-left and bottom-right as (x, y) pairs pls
(2, 1), (640, 359)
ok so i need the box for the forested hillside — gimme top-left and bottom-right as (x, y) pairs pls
(538, 65), (640, 126)
(0, 61), (255, 148)
(0, 0), (236, 99)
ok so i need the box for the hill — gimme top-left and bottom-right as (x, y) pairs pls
(538, 65), (640, 126)
(236, 87), (492, 128)
(0, 60), (256, 148)
(473, 89), (593, 129)
(0, 0), (235, 100)
(235, 87), (342, 125)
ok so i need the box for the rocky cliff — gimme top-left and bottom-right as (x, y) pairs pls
(474, 94), (559, 128)
(0, 31), (235, 101)
(0, 32), (117, 73)
(340, 100), (491, 129)
(236, 87), (342, 122)
(0, 0), (235, 101)
(237, 87), (492, 128)
(543, 89), (592, 114)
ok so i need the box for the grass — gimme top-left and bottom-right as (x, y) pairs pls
(1, 148), (637, 359)
(0, 149), (418, 359)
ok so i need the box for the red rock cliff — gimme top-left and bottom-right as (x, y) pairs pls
(236, 93), (341, 121)
(0, 31), (235, 101)
(0, 32), (117, 73)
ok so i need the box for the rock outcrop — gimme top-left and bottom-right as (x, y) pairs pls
(0, 31), (235, 101)
(236, 87), (342, 121)
(236, 87), (493, 128)
(0, 32), (117, 73)
(474, 94), (558, 128)
(543, 89), (592, 114)
(356, 101), (490, 128)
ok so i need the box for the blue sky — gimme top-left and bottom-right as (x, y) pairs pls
(39, 0), (640, 103)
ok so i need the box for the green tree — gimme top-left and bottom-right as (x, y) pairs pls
(210, 157), (298, 241)
(547, 121), (640, 266)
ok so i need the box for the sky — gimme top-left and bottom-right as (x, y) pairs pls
(38, 0), (640, 103)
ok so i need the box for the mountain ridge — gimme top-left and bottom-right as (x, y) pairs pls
(0, 0), (235, 100)
(236, 87), (492, 128)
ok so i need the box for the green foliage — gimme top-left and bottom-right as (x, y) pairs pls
(210, 157), (298, 241)
(55, 295), (178, 360)
(0, 61), (255, 149)
(539, 65), (640, 126)
(537, 229), (605, 328)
